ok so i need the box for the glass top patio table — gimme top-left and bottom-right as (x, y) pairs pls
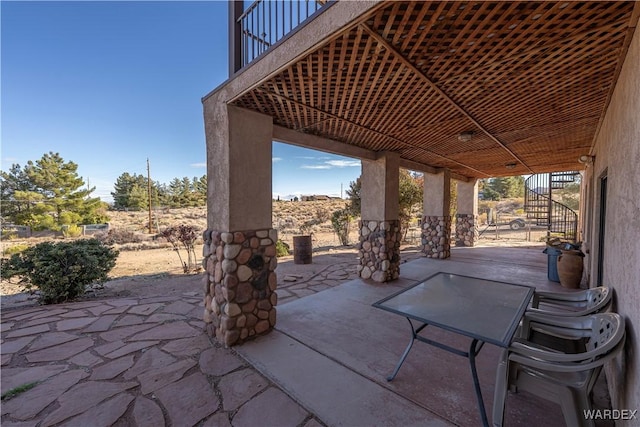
(373, 272), (534, 347)
(373, 272), (534, 427)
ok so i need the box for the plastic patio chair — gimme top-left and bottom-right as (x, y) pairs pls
(492, 312), (626, 427)
(528, 287), (612, 317)
(521, 287), (613, 352)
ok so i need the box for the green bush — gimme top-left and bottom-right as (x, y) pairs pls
(0, 239), (119, 304)
(1, 230), (18, 240)
(275, 239), (290, 257)
(62, 224), (83, 238)
(2, 244), (29, 256)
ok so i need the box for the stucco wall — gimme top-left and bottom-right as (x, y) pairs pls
(586, 26), (640, 419)
(203, 101), (273, 231)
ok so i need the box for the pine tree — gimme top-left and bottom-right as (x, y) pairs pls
(111, 172), (139, 210)
(0, 163), (35, 224)
(1, 152), (107, 230)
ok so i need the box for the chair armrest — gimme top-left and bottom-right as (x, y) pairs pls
(532, 289), (587, 308)
(509, 333), (625, 372)
(509, 340), (591, 363)
(527, 307), (588, 317)
(520, 312), (593, 340)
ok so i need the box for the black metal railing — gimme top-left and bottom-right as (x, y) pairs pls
(236, 0), (328, 68)
(524, 172), (580, 241)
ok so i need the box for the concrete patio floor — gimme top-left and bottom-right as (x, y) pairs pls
(0, 244), (612, 426)
(237, 244), (612, 427)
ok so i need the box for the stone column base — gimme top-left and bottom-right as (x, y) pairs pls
(421, 215), (451, 259)
(202, 228), (277, 347)
(358, 220), (401, 282)
(455, 214), (478, 247)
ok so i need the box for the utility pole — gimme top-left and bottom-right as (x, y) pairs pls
(147, 158), (153, 234)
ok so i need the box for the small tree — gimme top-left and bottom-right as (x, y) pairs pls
(160, 225), (200, 273)
(345, 177), (361, 216)
(398, 169), (422, 239)
(0, 239), (118, 304)
(346, 171), (423, 240)
(331, 208), (352, 246)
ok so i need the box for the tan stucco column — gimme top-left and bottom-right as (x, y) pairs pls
(358, 152), (401, 282)
(202, 102), (277, 347)
(422, 170), (451, 258)
(455, 179), (479, 246)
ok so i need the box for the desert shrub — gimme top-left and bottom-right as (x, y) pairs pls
(331, 208), (352, 246)
(275, 239), (290, 257)
(478, 212), (488, 225)
(160, 224), (200, 273)
(0, 239), (118, 304)
(62, 224), (83, 238)
(298, 207), (331, 235)
(96, 228), (142, 245)
(3, 244), (29, 256)
(1, 230), (18, 240)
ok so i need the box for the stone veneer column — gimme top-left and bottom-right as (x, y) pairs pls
(202, 228), (277, 346)
(358, 152), (400, 282)
(422, 216), (452, 258)
(359, 219), (401, 282)
(202, 102), (275, 346)
(422, 170), (452, 258)
(455, 179), (479, 247)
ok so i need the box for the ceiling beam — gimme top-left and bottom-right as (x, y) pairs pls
(361, 24), (535, 174)
(274, 124), (470, 181)
(273, 125), (376, 161)
(259, 88), (491, 178)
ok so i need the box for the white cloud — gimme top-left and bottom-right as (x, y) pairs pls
(272, 157), (283, 162)
(190, 162), (206, 168)
(301, 165), (332, 169)
(300, 159), (360, 170)
(326, 160), (360, 167)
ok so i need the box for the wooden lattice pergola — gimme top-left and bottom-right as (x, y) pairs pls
(230, 1), (638, 179)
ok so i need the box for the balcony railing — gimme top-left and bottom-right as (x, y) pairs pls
(230, 0), (329, 72)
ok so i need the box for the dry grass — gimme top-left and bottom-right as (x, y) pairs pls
(0, 201), (355, 297)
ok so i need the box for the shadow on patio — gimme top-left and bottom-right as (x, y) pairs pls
(237, 245), (611, 427)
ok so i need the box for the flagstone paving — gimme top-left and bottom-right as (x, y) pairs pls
(0, 250), (425, 426)
(0, 290), (325, 426)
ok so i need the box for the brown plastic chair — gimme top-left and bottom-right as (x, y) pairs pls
(492, 312), (625, 427)
(528, 287), (612, 316)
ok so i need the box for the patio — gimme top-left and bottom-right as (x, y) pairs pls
(0, 244), (613, 426)
(205, 0), (640, 417)
(238, 244), (612, 427)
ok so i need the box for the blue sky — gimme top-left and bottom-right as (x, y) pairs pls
(1, 1), (361, 202)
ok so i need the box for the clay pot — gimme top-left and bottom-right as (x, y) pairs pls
(557, 249), (584, 289)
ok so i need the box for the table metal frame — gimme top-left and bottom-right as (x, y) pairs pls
(373, 272), (534, 427)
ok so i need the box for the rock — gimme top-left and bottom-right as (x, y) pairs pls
(224, 303), (241, 317)
(223, 244), (242, 259)
(221, 259), (237, 273)
(237, 265), (253, 282)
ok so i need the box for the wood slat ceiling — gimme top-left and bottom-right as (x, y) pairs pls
(231, 1), (637, 179)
